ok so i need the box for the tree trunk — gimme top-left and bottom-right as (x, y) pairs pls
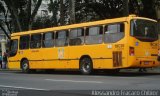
(50, 0), (58, 26)
(156, 7), (160, 34)
(60, 0), (65, 25)
(123, 0), (129, 16)
(27, 0), (32, 30)
(29, 0), (42, 30)
(154, 0), (160, 34)
(0, 24), (10, 39)
(155, 5), (160, 20)
(4, 0), (22, 32)
(69, 0), (75, 24)
(2, 8), (12, 34)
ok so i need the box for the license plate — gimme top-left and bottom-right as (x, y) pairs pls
(144, 61), (149, 65)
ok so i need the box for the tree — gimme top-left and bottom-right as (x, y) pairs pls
(1, 0), (159, 35)
(0, 1), (11, 39)
(32, 15), (52, 30)
(60, 0), (65, 25)
(141, 0), (156, 19)
(74, 0), (124, 22)
(129, 0), (160, 20)
(155, 0), (160, 21)
(28, 0), (42, 30)
(69, 0), (75, 24)
(123, 0), (129, 16)
(3, 0), (42, 32)
(48, 0), (59, 26)
(4, 0), (23, 32)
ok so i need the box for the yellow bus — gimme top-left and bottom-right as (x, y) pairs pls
(8, 15), (159, 74)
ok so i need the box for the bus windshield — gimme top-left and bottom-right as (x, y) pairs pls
(9, 40), (18, 57)
(131, 19), (158, 42)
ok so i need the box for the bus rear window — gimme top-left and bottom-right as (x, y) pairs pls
(131, 19), (158, 42)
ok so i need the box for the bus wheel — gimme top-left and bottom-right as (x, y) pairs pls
(21, 60), (30, 73)
(80, 57), (93, 75)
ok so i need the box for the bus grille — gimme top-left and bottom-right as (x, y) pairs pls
(113, 51), (122, 67)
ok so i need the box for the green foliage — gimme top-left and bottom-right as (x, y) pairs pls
(0, 1), (5, 13)
(75, 0), (124, 22)
(1, 0), (160, 34)
(3, 0), (42, 32)
(48, 0), (59, 26)
(32, 16), (53, 30)
(0, 1), (11, 39)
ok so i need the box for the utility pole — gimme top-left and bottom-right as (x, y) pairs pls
(123, 0), (129, 16)
(0, 35), (7, 69)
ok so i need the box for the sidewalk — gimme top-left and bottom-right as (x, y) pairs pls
(0, 67), (160, 73)
(121, 68), (160, 73)
(0, 68), (21, 71)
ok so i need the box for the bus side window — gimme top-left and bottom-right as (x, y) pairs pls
(43, 32), (54, 48)
(55, 30), (69, 47)
(85, 26), (103, 44)
(69, 28), (84, 46)
(30, 34), (42, 49)
(104, 23), (124, 43)
(20, 35), (30, 50)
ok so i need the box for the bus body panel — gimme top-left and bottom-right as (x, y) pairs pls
(128, 37), (159, 68)
(127, 17), (159, 68)
(8, 15), (160, 71)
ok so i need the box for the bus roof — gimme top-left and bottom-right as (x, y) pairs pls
(11, 15), (157, 37)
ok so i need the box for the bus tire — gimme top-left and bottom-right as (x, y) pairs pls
(79, 57), (93, 75)
(21, 60), (30, 73)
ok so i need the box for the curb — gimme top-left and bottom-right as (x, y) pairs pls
(0, 69), (21, 71)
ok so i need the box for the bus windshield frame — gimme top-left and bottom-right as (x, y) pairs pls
(131, 19), (158, 42)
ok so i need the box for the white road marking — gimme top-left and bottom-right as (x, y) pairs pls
(0, 85), (48, 91)
(45, 79), (103, 83)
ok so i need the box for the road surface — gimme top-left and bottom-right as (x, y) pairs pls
(0, 70), (160, 96)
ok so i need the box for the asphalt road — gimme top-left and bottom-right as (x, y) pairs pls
(0, 70), (160, 96)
